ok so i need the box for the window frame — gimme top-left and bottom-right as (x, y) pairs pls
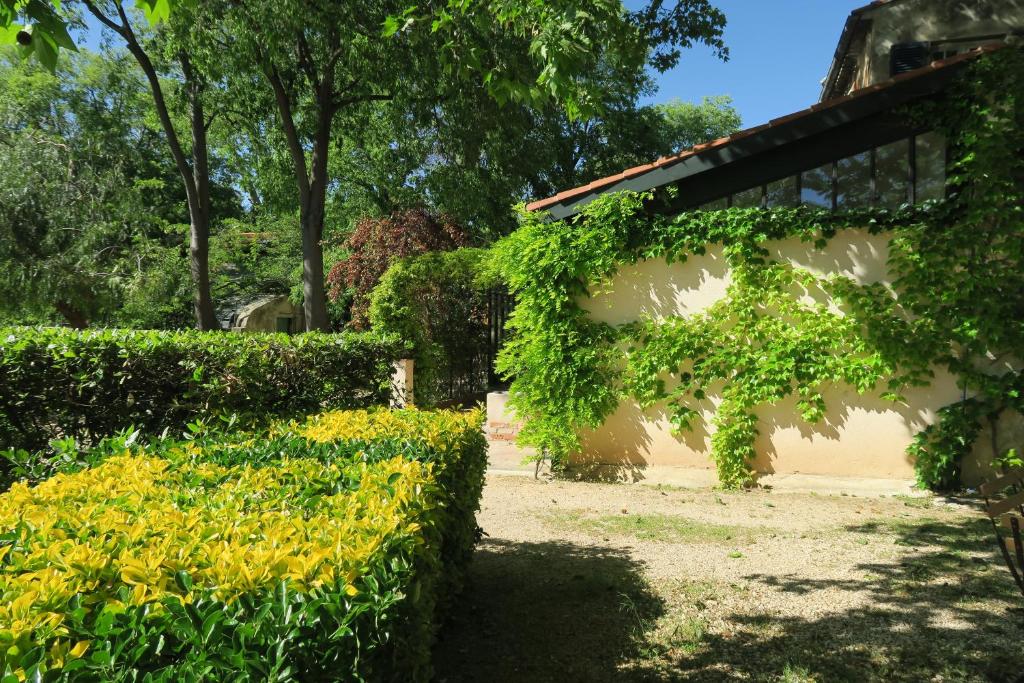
(718, 131), (945, 212)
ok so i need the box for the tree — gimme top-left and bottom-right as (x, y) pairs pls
(81, 0), (224, 329)
(320, 89), (741, 240)
(655, 95), (742, 152)
(327, 208), (470, 328)
(0, 47), (185, 325)
(216, 0), (727, 331)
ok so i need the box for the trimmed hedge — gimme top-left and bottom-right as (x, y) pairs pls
(0, 408), (487, 681)
(0, 327), (403, 454)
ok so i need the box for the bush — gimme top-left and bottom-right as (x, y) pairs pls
(368, 248), (498, 407)
(0, 327), (403, 455)
(326, 209), (471, 328)
(0, 408), (487, 681)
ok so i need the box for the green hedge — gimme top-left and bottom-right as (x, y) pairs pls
(0, 408), (487, 681)
(0, 327), (403, 454)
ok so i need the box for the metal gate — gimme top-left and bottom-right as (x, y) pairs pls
(486, 286), (513, 389)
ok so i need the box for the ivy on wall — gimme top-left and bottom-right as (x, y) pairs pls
(492, 49), (1024, 489)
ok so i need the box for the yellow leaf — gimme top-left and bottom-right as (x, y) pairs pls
(69, 640), (90, 659)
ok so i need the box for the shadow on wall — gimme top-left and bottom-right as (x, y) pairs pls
(433, 538), (664, 682)
(574, 401), (660, 483)
(573, 374), (967, 483)
(655, 517), (1024, 682)
(568, 229), (1020, 484)
(751, 380), (952, 479)
(582, 245), (731, 326)
(769, 230), (892, 284)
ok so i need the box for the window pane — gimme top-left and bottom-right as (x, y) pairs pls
(766, 176), (799, 208)
(698, 197), (727, 211)
(876, 139), (910, 209)
(836, 151), (872, 208)
(915, 131), (946, 202)
(801, 163), (833, 208)
(732, 186), (763, 209)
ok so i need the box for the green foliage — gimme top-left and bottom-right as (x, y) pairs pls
(653, 95), (742, 153)
(327, 209), (470, 329)
(0, 48), (192, 326)
(0, 408), (487, 681)
(492, 50), (1024, 489)
(906, 399), (985, 491)
(1, 0), (176, 68)
(0, 326), (403, 458)
(368, 248), (497, 407)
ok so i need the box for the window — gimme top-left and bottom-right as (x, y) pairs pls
(766, 176), (799, 208)
(731, 185), (763, 209)
(801, 163), (833, 208)
(836, 151), (872, 208)
(875, 139), (910, 208)
(276, 316), (292, 334)
(684, 132), (945, 212)
(915, 131), (946, 202)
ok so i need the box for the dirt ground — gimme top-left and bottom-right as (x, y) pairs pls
(433, 474), (1024, 682)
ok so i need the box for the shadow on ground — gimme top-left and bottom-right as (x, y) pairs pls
(433, 538), (663, 682)
(435, 519), (1024, 682)
(658, 517), (1024, 682)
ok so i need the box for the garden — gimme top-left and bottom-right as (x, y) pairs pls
(2, 0), (1024, 680)
(0, 338), (488, 679)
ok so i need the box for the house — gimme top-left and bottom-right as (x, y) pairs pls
(821, 0), (1024, 100)
(503, 0), (1024, 489)
(217, 295), (304, 334)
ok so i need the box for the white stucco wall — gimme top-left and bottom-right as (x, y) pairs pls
(575, 229), (1014, 485)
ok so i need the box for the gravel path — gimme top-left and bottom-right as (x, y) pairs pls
(434, 474), (1024, 682)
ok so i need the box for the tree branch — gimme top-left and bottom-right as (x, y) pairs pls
(261, 54), (311, 200)
(81, 0), (200, 220)
(296, 32), (320, 90)
(333, 92), (394, 110)
(80, 0), (127, 37)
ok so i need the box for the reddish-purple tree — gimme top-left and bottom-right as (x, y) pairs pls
(327, 208), (470, 328)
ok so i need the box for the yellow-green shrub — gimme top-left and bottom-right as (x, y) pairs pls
(0, 408), (486, 681)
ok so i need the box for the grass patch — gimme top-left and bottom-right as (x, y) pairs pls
(891, 494), (934, 509)
(780, 663), (818, 682)
(544, 509), (765, 544)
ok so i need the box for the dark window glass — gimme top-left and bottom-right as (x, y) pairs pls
(698, 197), (728, 211)
(801, 163), (833, 208)
(915, 131), (946, 202)
(732, 185), (763, 209)
(836, 151), (872, 208)
(876, 139), (910, 209)
(766, 176), (799, 208)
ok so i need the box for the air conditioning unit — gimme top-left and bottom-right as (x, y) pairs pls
(889, 42), (931, 75)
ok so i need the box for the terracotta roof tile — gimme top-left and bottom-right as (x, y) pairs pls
(525, 44), (1001, 213)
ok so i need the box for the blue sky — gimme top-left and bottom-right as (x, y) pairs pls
(635, 0), (861, 127)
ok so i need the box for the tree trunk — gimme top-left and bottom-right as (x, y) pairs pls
(264, 56), (334, 332)
(184, 56), (220, 330)
(55, 301), (88, 329)
(299, 86), (334, 332)
(299, 203), (329, 331)
(83, 2), (220, 331)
